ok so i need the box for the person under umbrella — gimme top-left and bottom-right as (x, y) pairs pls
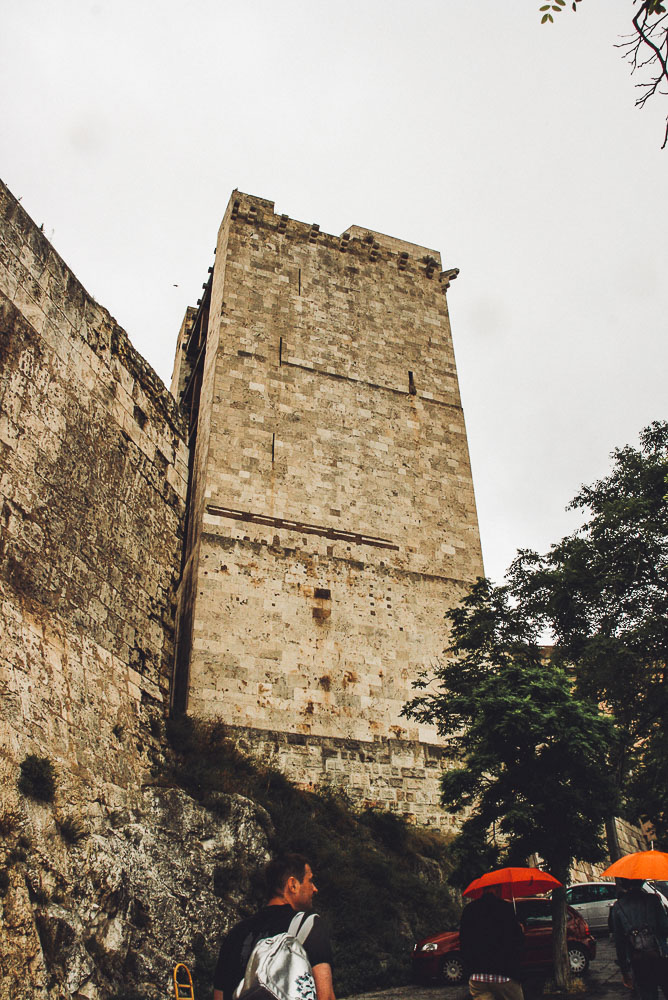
(609, 879), (668, 1000)
(603, 848), (668, 1000)
(459, 886), (525, 1000)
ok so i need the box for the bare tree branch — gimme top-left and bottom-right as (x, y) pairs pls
(540, 0), (668, 147)
(629, 2), (668, 146)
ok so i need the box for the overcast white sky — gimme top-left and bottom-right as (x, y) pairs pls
(2, 0), (666, 584)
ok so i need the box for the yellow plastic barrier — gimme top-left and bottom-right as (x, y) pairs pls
(173, 963), (195, 999)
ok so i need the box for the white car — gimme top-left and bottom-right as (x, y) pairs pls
(565, 882), (617, 933)
(566, 879), (668, 934)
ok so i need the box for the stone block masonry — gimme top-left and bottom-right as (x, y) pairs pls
(172, 190), (484, 825)
(229, 724), (460, 828)
(0, 179), (188, 799)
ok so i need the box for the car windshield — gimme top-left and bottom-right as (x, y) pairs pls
(516, 900), (552, 926)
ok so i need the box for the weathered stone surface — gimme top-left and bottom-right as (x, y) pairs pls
(227, 724), (459, 828)
(0, 179), (198, 999)
(0, 176), (649, 999)
(171, 191), (484, 824)
(0, 784), (270, 1000)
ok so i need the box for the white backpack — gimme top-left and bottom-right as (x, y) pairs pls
(233, 911), (317, 1000)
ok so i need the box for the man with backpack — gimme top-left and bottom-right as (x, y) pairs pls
(609, 879), (668, 1000)
(213, 853), (335, 1000)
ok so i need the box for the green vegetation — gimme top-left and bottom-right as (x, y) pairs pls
(18, 754), (56, 802)
(403, 578), (616, 879)
(165, 717), (458, 997)
(511, 421), (668, 846)
(402, 421), (668, 988)
(57, 814), (88, 844)
(403, 577), (617, 988)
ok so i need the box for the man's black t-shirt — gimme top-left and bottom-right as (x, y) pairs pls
(213, 904), (333, 1000)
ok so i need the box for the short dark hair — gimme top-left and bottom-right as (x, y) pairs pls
(266, 853), (309, 896)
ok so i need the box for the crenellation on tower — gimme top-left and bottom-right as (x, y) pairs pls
(171, 189), (484, 824)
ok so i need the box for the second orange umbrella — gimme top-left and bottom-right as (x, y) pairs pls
(602, 850), (668, 881)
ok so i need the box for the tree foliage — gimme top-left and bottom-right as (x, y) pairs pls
(402, 421), (667, 983)
(511, 420), (668, 843)
(402, 579), (617, 986)
(539, 1), (668, 147)
(403, 580), (616, 877)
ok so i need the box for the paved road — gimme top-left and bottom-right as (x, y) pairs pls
(348, 936), (628, 1000)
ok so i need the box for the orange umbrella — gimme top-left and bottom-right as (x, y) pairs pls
(463, 866), (562, 900)
(602, 850), (668, 880)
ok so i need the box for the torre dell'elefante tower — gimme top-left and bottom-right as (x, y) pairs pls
(170, 191), (484, 826)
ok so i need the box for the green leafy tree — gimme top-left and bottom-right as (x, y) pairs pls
(403, 579), (617, 988)
(538, 1), (668, 147)
(511, 421), (668, 848)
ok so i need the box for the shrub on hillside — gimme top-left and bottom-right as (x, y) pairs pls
(18, 754), (56, 802)
(57, 814), (88, 844)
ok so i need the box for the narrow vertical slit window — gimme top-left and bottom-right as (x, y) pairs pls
(279, 337), (283, 366)
(298, 268), (301, 295)
(271, 433), (275, 464)
(408, 371), (417, 396)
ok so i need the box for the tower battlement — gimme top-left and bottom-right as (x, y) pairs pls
(218, 190), (444, 265)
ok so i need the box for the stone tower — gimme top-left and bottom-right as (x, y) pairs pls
(170, 191), (483, 825)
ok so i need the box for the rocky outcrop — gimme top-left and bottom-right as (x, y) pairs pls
(0, 785), (271, 1000)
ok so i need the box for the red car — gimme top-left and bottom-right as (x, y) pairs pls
(413, 897), (596, 984)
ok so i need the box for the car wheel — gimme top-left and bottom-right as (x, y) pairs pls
(441, 954), (465, 984)
(568, 944), (589, 975)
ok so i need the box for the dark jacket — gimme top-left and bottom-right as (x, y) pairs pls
(460, 893), (525, 980)
(609, 889), (668, 976)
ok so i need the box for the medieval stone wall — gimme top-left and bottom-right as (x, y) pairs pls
(0, 180), (188, 783)
(171, 191), (484, 825)
(0, 175), (190, 832)
(229, 723), (458, 829)
(0, 179), (651, 996)
(0, 179), (194, 998)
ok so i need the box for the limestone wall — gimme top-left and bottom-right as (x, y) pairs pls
(0, 176), (188, 809)
(230, 724), (458, 829)
(172, 190), (484, 822)
(189, 533), (468, 748)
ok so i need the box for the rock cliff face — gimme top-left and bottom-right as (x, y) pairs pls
(1, 774), (271, 1000)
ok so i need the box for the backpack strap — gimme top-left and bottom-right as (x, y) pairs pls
(287, 911), (317, 945)
(615, 899), (633, 937)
